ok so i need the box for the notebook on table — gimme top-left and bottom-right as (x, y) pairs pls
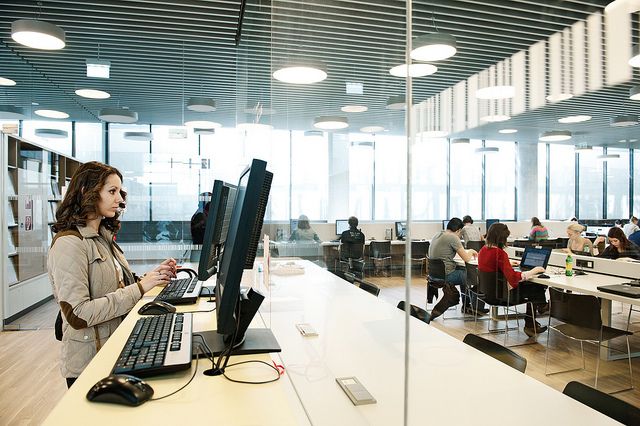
(597, 284), (640, 299)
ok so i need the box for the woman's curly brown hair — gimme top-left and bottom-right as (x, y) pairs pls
(52, 161), (126, 234)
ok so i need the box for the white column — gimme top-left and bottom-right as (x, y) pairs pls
(517, 143), (538, 220)
(328, 133), (350, 220)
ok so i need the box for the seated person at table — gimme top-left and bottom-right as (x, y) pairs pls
(595, 227), (640, 260)
(623, 215), (639, 237)
(340, 216), (365, 259)
(478, 223), (548, 337)
(629, 229), (640, 247)
(289, 214), (321, 242)
(426, 217), (487, 322)
(460, 215), (482, 244)
(564, 223), (593, 255)
(529, 217), (549, 241)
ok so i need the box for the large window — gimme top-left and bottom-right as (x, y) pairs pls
(375, 134), (407, 220)
(450, 139), (482, 219)
(22, 120), (72, 156)
(606, 147), (629, 219)
(578, 147), (603, 219)
(291, 131), (327, 220)
(75, 122), (103, 162)
(412, 136), (446, 220)
(548, 144), (575, 219)
(537, 143), (547, 218)
(485, 140), (516, 219)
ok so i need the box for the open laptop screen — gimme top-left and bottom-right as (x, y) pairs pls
(520, 246), (551, 271)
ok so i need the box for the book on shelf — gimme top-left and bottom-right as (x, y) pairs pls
(7, 202), (16, 226)
(50, 180), (61, 198)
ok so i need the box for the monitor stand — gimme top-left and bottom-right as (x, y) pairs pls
(194, 328), (281, 357)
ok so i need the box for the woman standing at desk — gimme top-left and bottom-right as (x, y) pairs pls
(478, 223), (548, 337)
(529, 217), (549, 241)
(48, 162), (177, 388)
(594, 227), (640, 260)
(564, 223), (593, 255)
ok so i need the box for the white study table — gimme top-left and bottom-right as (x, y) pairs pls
(44, 260), (619, 425)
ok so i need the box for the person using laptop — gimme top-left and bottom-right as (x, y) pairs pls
(564, 223), (593, 255)
(594, 227), (640, 261)
(478, 223), (548, 337)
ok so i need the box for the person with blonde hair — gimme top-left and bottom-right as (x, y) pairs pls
(623, 216), (639, 237)
(565, 223), (593, 255)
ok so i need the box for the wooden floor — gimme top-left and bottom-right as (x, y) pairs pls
(1, 272), (639, 425)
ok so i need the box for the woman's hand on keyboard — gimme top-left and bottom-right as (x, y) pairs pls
(139, 270), (172, 293)
(153, 258), (178, 277)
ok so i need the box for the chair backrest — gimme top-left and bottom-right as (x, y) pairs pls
(340, 240), (364, 260)
(462, 333), (527, 373)
(411, 241), (429, 259)
(427, 257), (446, 280)
(549, 288), (602, 330)
(563, 381), (640, 425)
(397, 301), (430, 324)
(355, 278), (380, 296)
(465, 262), (479, 289)
(466, 241), (485, 252)
(369, 241), (391, 258)
(477, 270), (509, 303)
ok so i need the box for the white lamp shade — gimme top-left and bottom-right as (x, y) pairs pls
(610, 114), (638, 127)
(75, 88), (111, 99)
(630, 85), (640, 100)
(313, 116), (348, 130)
(410, 32), (457, 62)
(0, 105), (26, 120)
(98, 108), (138, 123)
(35, 109), (69, 119)
(124, 131), (153, 141)
(341, 105), (368, 113)
(389, 63), (438, 78)
(273, 59), (327, 84)
(35, 128), (68, 138)
(0, 77), (16, 86)
(187, 97), (216, 112)
(539, 130), (572, 142)
(11, 19), (65, 50)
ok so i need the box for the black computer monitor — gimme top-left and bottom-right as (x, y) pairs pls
(485, 218), (500, 232)
(395, 221), (406, 240)
(197, 180), (237, 281)
(201, 159), (280, 375)
(336, 219), (349, 235)
(442, 219), (448, 230)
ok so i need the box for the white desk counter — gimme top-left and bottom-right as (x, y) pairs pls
(261, 260), (618, 425)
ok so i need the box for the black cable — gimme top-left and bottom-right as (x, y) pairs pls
(150, 352), (200, 401)
(199, 286), (216, 303)
(222, 359), (281, 385)
(193, 334), (215, 363)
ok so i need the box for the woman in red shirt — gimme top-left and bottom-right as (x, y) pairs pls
(477, 223), (548, 337)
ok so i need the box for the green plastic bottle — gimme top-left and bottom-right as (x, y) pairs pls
(565, 254), (573, 277)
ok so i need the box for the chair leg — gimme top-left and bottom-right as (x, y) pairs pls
(627, 336), (634, 391)
(595, 340), (601, 389)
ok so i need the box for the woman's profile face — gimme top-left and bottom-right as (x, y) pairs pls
(609, 237), (621, 249)
(97, 173), (123, 218)
(567, 229), (578, 238)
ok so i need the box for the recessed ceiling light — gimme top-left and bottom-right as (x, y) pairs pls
(629, 45), (640, 67)
(360, 126), (385, 133)
(475, 147), (499, 154)
(273, 59), (327, 84)
(389, 63), (438, 78)
(0, 105), (26, 120)
(184, 120), (222, 129)
(98, 108), (138, 123)
(610, 114), (638, 127)
(75, 88), (111, 99)
(187, 97), (216, 112)
(480, 114), (511, 123)
(452, 138), (470, 144)
(558, 115), (591, 124)
(86, 59), (110, 78)
(35, 128), (68, 138)
(386, 95), (407, 110)
(124, 131), (153, 141)
(410, 32), (457, 62)
(34, 109), (69, 119)
(0, 77), (16, 86)
(546, 93), (573, 102)
(11, 19), (65, 50)
(476, 85), (515, 100)
(341, 105), (368, 113)
(498, 128), (518, 134)
(313, 116), (348, 130)
(420, 130), (449, 138)
(539, 130), (572, 142)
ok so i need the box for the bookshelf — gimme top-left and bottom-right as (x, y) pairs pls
(1, 132), (82, 326)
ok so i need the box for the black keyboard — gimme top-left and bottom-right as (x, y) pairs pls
(112, 313), (193, 377)
(154, 276), (202, 305)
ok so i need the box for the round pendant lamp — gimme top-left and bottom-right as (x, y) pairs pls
(313, 116), (348, 130)
(410, 32), (457, 62)
(98, 108), (138, 123)
(539, 130), (572, 142)
(0, 105), (26, 120)
(124, 131), (153, 141)
(35, 128), (68, 139)
(273, 59), (327, 84)
(187, 97), (216, 112)
(11, 19), (65, 50)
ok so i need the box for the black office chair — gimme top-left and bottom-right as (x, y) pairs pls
(465, 241), (484, 252)
(406, 240), (429, 276)
(462, 333), (527, 373)
(426, 257), (447, 304)
(563, 381), (640, 424)
(476, 270), (538, 346)
(337, 240), (365, 279)
(369, 241), (392, 277)
(354, 277), (380, 297)
(545, 288), (633, 393)
(397, 301), (430, 324)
